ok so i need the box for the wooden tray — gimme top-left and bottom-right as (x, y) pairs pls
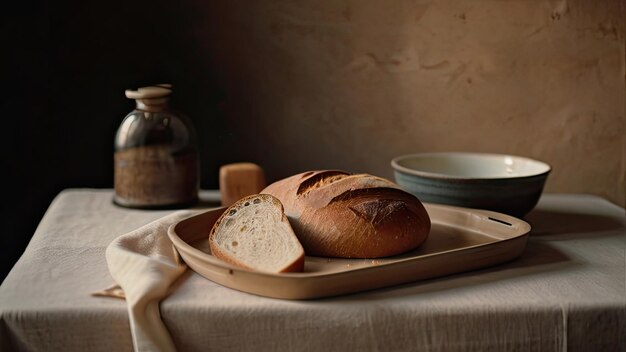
(168, 203), (530, 300)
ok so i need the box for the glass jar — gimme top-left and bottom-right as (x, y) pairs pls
(113, 84), (199, 208)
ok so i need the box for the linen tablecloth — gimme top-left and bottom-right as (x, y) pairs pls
(1, 189), (624, 351)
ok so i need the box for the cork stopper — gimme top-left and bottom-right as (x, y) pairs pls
(125, 84), (173, 112)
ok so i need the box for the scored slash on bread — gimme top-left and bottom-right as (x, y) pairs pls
(209, 194), (305, 273)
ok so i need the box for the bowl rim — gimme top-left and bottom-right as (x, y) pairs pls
(390, 151), (552, 181)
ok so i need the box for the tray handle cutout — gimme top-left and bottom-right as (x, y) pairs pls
(488, 217), (513, 226)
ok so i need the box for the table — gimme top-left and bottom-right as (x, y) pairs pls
(1, 189), (624, 351)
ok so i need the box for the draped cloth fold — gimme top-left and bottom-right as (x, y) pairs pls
(99, 210), (199, 352)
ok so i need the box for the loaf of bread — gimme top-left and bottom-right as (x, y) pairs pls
(261, 170), (431, 258)
(209, 194), (305, 273)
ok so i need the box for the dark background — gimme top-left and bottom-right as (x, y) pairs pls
(2, 1), (241, 281)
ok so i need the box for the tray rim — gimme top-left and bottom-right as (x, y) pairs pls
(168, 203), (531, 298)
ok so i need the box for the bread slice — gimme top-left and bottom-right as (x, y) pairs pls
(209, 194), (305, 273)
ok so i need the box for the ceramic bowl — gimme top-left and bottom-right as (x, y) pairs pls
(391, 152), (551, 218)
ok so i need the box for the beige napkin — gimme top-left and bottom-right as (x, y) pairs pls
(93, 210), (199, 352)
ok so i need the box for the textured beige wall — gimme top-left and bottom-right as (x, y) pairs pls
(194, 0), (625, 207)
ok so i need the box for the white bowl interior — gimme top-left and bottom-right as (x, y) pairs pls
(392, 153), (551, 179)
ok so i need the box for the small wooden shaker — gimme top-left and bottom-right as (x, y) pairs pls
(219, 162), (266, 207)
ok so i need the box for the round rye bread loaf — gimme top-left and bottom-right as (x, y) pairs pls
(261, 170), (431, 258)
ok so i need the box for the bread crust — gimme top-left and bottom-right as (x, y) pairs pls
(262, 170), (431, 258)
